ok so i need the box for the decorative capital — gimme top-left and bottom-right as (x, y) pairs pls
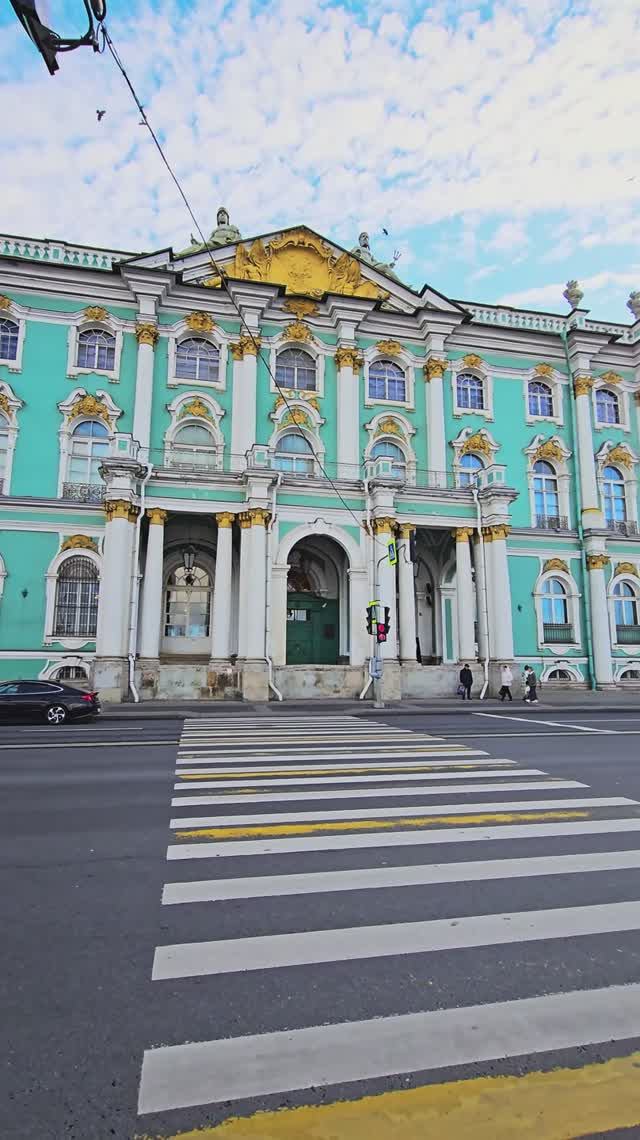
(284, 320), (313, 343)
(615, 561), (638, 577)
(534, 362), (554, 378)
(543, 558), (569, 573)
(372, 515), (397, 535)
(215, 511), (235, 528)
(453, 527), (474, 542)
(135, 322), (159, 347)
(84, 305), (109, 323)
(248, 507), (271, 527)
(0, 295), (12, 311)
(238, 510), (253, 529)
(462, 353), (483, 369)
(607, 444), (633, 468)
(238, 333), (261, 356)
(284, 297), (318, 320)
(147, 508), (168, 525)
(105, 499), (139, 523)
(424, 356), (448, 381)
(335, 346), (363, 371)
(488, 524), (510, 542)
(398, 523), (415, 539)
(230, 341), (244, 361)
(600, 370), (622, 386)
(375, 339), (402, 356)
(573, 374), (593, 397)
(185, 310), (215, 333)
(586, 553), (610, 571)
(60, 534), (98, 553)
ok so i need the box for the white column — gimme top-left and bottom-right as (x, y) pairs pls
(335, 347), (362, 478)
(472, 533), (490, 661)
(574, 376), (603, 526)
(373, 518), (398, 658)
(138, 508), (166, 658)
(587, 553), (614, 685)
(132, 324), (158, 455)
(455, 527), (476, 661)
(270, 564), (289, 666)
(397, 523), (417, 662)
(96, 500), (138, 658)
(485, 525), (514, 660)
(348, 567), (370, 666)
(236, 512), (252, 657)
(230, 339), (259, 470)
(424, 357), (447, 477)
(245, 509), (269, 659)
(210, 512), (234, 660)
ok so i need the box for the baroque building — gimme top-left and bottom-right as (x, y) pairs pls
(0, 218), (639, 701)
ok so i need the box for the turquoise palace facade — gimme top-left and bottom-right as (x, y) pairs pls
(0, 216), (639, 702)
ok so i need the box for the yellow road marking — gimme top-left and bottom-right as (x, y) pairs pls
(175, 809), (590, 841)
(177, 763), (495, 781)
(157, 1049), (640, 1139)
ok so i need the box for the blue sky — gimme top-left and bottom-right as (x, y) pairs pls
(1, 0), (639, 321)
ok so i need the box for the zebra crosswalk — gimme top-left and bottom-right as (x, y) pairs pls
(138, 714), (640, 1130)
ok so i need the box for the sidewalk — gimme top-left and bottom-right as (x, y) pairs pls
(101, 691), (640, 718)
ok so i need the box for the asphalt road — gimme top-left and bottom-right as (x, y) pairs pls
(3, 708), (640, 1138)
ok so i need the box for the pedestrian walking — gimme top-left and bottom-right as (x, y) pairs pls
(499, 663), (513, 702)
(459, 663), (473, 701)
(523, 664), (539, 704)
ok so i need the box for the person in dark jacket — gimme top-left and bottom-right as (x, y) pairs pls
(523, 664), (539, 704)
(459, 664), (473, 700)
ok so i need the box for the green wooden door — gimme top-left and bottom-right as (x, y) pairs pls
(286, 594), (339, 665)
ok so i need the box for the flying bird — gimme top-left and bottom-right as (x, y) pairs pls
(382, 227), (389, 235)
(96, 109), (106, 121)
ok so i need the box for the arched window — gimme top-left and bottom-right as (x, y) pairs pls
(371, 440), (406, 478)
(53, 557), (99, 638)
(459, 453), (483, 487)
(596, 389), (620, 425)
(620, 668), (640, 681)
(603, 465), (626, 523)
(170, 423), (217, 469)
(613, 581), (640, 643)
(0, 318), (19, 361)
(542, 577), (570, 640)
(276, 348), (317, 392)
(68, 421), (110, 485)
(547, 668), (572, 680)
(368, 359), (406, 402)
(456, 373), (484, 411)
(76, 328), (116, 371)
(175, 338), (219, 383)
(528, 381), (554, 418)
(54, 664), (88, 682)
(274, 432), (315, 474)
(165, 565), (211, 639)
(0, 413), (8, 491)
(533, 460), (560, 522)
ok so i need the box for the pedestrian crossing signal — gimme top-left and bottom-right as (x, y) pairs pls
(387, 539), (398, 566)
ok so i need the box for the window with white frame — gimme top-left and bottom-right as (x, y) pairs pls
(274, 432), (315, 474)
(603, 465), (626, 523)
(547, 668), (572, 680)
(533, 460), (560, 523)
(613, 580), (640, 643)
(620, 668), (640, 680)
(0, 318), (18, 362)
(169, 423), (217, 469)
(596, 388), (620, 425)
(68, 421), (110, 485)
(76, 328), (116, 372)
(175, 338), (219, 383)
(456, 372), (484, 411)
(55, 664), (89, 682)
(528, 380), (554, 418)
(275, 348), (317, 392)
(541, 577), (573, 641)
(370, 440), (406, 478)
(458, 453), (484, 487)
(53, 557), (99, 639)
(368, 359), (406, 403)
(0, 414), (8, 491)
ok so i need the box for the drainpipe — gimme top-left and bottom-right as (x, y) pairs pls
(561, 329), (596, 690)
(359, 476), (374, 700)
(471, 485), (490, 700)
(265, 472), (283, 701)
(127, 461), (154, 703)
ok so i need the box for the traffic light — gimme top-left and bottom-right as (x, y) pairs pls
(376, 606), (391, 643)
(8, 0), (107, 76)
(366, 603), (376, 635)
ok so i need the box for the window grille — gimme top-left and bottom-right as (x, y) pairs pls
(53, 557), (99, 638)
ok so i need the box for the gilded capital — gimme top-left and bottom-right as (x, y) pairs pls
(238, 511), (253, 529)
(185, 311), (215, 333)
(586, 553), (610, 571)
(335, 346), (363, 371)
(372, 516), (397, 535)
(230, 342), (244, 361)
(215, 511), (235, 529)
(424, 356), (448, 382)
(147, 508), (168, 525)
(453, 527), (474, 542)
(135, 322), (159, 347)
(488, 524), (510, 542)
(398, 523), (415, 539)
(238, 333), (261, 356)
(573, 374), (593, 397)
(105, 499), (138, 522)
(249, 507), (271, 527)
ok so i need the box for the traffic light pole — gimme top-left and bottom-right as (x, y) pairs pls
(373, 554), (387, 709)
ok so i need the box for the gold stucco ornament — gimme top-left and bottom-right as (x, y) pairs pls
(573, 374), (594, 397)
(0, 392), (11, 418)
(84, 306), (109, 323)
(147, 509), (169, 525)
(0, 295), (12, 310)
(607, 444), (633, 468)
(69, 393), (111, 425)
(534, 363), (554, 377)
(61, 535), (98, 552)
(282, 407), (312, 427)
(544, 558), (569, 573)
(105, 499), (139, 522)
(284, 297), (318, 319)
(284, 320), (313, 343)
(376, 339), (403, 356)
(180, 398), (211, 420)
(135, 323), (159, 346)
(615, 562), (638, 577)
(586, 554), (610, 571)
(462, 353), (483, 369)
(185, 311), (215, 333)
(372, 516), (397, 535)
(334, 346), (363, 370)
(461, 431), (493, 458)
(534, 439), (564, 463)
(424, 357), (448, 381)
(374, 417), (404, 438)
(600, 370), (622, 386)
(274, 392), (320, 414)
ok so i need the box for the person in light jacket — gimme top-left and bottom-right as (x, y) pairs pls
(499, 664), (513, 702)
(459, 664), (473, 700)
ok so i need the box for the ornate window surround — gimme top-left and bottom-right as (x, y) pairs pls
(268, 331), (326, 399)
(0, 297), (26, 372)
(614, 659), (640, 682)
(608, 569), (640, 652)
(363, 342), (415, 411)
(39, 656), (92, 682)
(268, 394), (325, 475)
(167, 315), (228, 390)
(364, 411), (416, 485)
(540, 660), (583, 682)
(524, 434), (572, 527)
(523, 365), (564, 427)
(592, 375), (630, 432)
(450, 354), (494, 421)
(164, 392), (226, 471)
(451, 426), (499, 487)
(44, 545), (102, 649)
(595, 441), (639, 526)
(0, 381), (24, 495)
(533, 564), (582, 650)
(57, 387), (122, 497)
(66, 307), (124, 383)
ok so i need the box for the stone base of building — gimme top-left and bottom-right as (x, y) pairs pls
(134, 659), (242, 701)
(92, 656), (130, 703)
(273, 664), (367, 700)
(242, 660), (269, 702)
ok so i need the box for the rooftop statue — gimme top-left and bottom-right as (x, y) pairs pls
(350, 230), (401, 282)
(179, 207), (242, 257)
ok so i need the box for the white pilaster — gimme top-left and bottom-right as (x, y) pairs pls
(270, 564), (289, 666)
(424, 357), (447, 476)
(472, 533), (490, 661)
(245, 509), (270, 660)
(397, 523), (417, 662)
(210, 512), (234, 660)
(455, 527), (476, 661)
(574, 376), (604, 527)
(372, 518), (398, 658)
(230, 339), (259, 471)
(485, 525), (514, 660)
(335, 347), (362, 478)
(138, 508), (167, 658)
(348, 567), (370, 666)
(587, 553), (614, 686)
(132, 323), (159, 454)
(236, 512), (252, 657)
(96, 500), (138, 658)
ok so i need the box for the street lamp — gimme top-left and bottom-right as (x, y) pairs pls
(182, 545), (197, 587)
(8, 0), (107, 76)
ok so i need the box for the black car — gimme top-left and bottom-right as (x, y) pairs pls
(0, 680), (101, 724)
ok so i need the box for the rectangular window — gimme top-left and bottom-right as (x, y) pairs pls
(287, 609), (309, 622)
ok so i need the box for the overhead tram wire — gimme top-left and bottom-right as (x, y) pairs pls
(102, 27), (391, 553)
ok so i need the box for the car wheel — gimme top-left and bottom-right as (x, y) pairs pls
(45, 704), (68, 726)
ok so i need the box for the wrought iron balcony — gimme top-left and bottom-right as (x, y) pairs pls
(608, 520), (639, 536)
(536, 514), (569, 530)
(62, 482), (106, 503)
(543, 623), (575, 643)
(616, 625), (640, 644)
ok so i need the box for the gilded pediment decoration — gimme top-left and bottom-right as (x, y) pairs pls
(69, 393), (111, 425)
(0, 295), (12, 310)
(185, 311), (215, 333)
(283, 297), (318, 319)
(209, 228), (389, 301)
(0, 393), (11, 417)
(615, 562), (638, 577)
(607, 444), (633, 468)
(375, 339), (403, 356)
(534, 439), (564, 463)
(274, 392), (320, 414)
(461, 430), (493, 458)
(61, 535), (98, 553)
(600, 370), (622, 386)
(179, 398), (212, 420)
(543, 558), (569, 574)
(534, 363), (554, 377)
(462, 353), (483, 369)
(283, 320), (313, 343)
(374, 417), (405, 439)
(84, 306), (109, 323)
(282, 407), (312, 428)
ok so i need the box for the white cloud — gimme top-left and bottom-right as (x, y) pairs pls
(498, 268), (640, 311)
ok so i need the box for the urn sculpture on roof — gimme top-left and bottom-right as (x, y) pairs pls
(563, 279), (584, 309)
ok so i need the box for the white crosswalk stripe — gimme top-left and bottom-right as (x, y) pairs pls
(138, 713), (640, 1123)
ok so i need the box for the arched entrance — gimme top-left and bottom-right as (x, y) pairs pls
(159, 516), (219, 657)
(285, 537), (347, 665)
